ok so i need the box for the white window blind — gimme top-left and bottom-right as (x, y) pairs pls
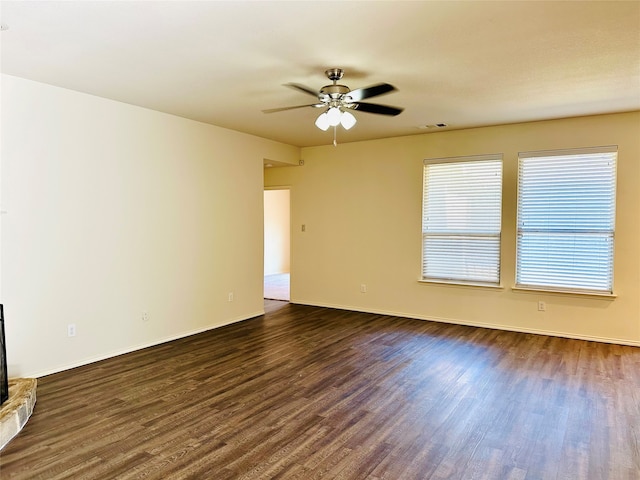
(516, 146), (617, 294)
(422, 155), (503, 285)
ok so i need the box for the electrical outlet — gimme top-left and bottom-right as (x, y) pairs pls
(360, 284), (367, 293)
(538, 301), (546, 312)
(67, 324), (76, 337)
(142, 311), (149, 322)
(228, 292), (234, 302)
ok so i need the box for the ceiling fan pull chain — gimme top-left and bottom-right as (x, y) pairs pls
(333, 126), (338, 147)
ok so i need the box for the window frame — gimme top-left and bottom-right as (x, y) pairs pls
(515, 146), (617, 296)
(421, 154), (504, 287)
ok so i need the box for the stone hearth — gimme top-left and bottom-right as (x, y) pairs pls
(0, 378), (37, 450)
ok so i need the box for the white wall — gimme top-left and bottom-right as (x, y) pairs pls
(265, 112), (640, 346)
(1, 74), (300, 377)
(264, 189), (290, 276)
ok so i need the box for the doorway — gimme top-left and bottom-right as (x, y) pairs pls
(264, 188), (290, 301)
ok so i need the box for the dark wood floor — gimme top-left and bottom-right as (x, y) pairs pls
(2, 300), (639, 479)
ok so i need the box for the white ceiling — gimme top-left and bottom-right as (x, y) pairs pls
(1, 1), (639, 147)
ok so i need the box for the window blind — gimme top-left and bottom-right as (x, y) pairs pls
(422, 155), (503, 284)
(516, 146), (617, 294)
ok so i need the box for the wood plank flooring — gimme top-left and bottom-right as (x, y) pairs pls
(1, 300), (639, 479)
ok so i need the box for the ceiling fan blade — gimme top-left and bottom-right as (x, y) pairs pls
(351, 102), (404, 116)
(262, 103), (324, 113)
(285, 83), (320, 98)
(347, 83), (396, 102)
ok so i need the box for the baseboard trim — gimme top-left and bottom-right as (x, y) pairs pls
(292, 300), (640, 348)
(31, 310), (265, 378)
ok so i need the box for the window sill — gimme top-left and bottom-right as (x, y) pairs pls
(418, 279), (504, 290)
(511, 286), (617, 299)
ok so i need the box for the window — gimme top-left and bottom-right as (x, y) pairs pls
(516, 146), (617, 294)
(422, 155), (503, 285)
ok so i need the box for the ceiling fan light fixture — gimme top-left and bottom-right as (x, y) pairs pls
(340, 111), (357, 130)
(315, 112), (330, 131)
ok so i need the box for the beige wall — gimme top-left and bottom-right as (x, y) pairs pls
(265, 112), (640, 345)
(264, 189), (290, 276)
(1, 74), (300, 377)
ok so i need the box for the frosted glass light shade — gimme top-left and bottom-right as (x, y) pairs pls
(315, 108), (357, 131)
(340, 111), (357, 130)
(315, 112), (330, 131)
(327, 107), (342, 126)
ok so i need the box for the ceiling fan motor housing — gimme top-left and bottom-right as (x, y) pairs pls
(320, 84), (351, 101)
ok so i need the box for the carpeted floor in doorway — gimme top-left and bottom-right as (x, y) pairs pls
(264, 273), (290, 301)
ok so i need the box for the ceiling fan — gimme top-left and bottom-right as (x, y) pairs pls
(263, 68), (404, 133)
